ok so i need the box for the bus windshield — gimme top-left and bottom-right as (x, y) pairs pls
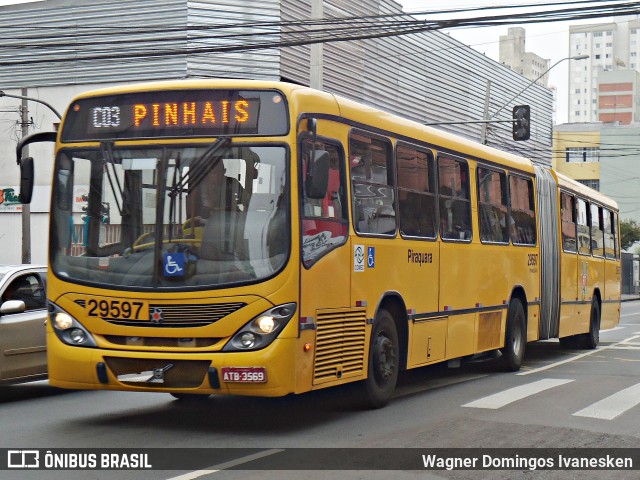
(50, 143), (289, 290)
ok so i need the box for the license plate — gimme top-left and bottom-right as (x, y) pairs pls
(221, 367), (267, 383)
(86, 297), (149, 321)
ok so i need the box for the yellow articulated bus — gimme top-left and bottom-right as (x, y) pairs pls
(17, 80), (620, 408)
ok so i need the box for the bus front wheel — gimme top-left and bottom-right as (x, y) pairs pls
(360, 309), (399, 409)
(499, 298), (526, 372)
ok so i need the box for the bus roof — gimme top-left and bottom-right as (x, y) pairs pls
(554, 170), (619, 210)
(69, 79), (535, 174)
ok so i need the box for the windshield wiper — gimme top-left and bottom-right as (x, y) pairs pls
(169, 137), (231, 198)
(167, 152), (182, 242)
(100, 141), (124, 216)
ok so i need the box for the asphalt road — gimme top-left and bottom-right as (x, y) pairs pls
(2, 301), (640, 480)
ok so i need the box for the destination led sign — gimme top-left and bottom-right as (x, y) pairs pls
(61, 89), (289, 141)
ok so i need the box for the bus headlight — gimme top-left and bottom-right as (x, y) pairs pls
(223, 303), (296, 352)
(54, 312), (73, 330)
(49, 302), (97, 348)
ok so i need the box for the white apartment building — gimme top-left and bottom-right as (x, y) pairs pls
(499, 27), (551, 87)
(568, 17), (640, 123)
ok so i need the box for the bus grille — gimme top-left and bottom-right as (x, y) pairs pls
(313, 308), (367, 385)
(145, 302), (246, 327)
(74, 300), (245, 327)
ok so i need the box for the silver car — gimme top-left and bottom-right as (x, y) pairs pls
(0, 265), (47, 384)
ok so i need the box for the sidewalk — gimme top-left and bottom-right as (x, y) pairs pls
(622, 294), (640, 302)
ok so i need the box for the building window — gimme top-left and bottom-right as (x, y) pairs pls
(566, 147), (600, 163)
(577, 179), (600, 191)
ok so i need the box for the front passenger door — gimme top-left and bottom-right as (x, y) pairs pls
(0, 271), (47, 381)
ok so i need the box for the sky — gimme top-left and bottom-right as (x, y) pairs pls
(398, 0), (632, 124)
(0, 0), (632, 123)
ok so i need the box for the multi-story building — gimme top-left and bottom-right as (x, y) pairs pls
(553, 121), (640, 223)
(597, 69), (640, 124)
(0, 0), (553, 264)
(499, 27), (551, 86)
(568, 17), (640, 123)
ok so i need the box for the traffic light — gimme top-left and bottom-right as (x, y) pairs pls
(100, 202), (110, 224)
(512, 105), (530, 141)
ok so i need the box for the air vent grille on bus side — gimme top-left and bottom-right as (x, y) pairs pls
(313, 308), (367, 385)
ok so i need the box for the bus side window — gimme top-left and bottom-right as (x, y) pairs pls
(438, 155), (471, 241)
(576, 198), (591, 255)
(509, 175), (536, 245)
(561, 192), (577, 252)
(613, 212), (620, 259)
(477, 166), (509, 244)
(590, 204), (604, 257)
(350, 132), (396, 235)
(397, 143), (436, 238)
(604, 208), (616, 259)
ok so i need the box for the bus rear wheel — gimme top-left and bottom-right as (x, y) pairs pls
(499, 298), (526, 372)
(360, 309), (399, 409)
(577, 297), (600, 349)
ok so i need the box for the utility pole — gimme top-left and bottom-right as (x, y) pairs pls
(0, 89), (61, 264)
(480, 80), (491, 145)
(21, 87), (31, 264)
(310, 0), (323, 90)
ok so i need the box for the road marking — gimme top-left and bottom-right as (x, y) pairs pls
(573, 383), (640, 420)
(518, 335), (640, 376)
(462, 378), (573, 409)
(165, 449), (284, 480)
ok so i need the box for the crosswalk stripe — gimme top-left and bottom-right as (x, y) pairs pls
(462, 379), (574, 409)
(573, 383), (640, 420)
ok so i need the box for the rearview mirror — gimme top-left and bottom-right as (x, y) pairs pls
(0, 300), (26, 315)
(305, 150), (330, 199)
(18, 156), (34, 204)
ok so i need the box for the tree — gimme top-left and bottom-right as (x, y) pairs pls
(620, 218), (640, 251)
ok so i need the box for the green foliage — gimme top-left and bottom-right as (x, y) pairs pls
(620, 218), (640, 251)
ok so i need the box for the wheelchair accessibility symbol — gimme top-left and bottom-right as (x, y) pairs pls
(163, 252), (185, 277)
(367, 246), (375, 268)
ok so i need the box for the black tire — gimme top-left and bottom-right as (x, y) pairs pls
(360, 309), (399, 409)
(577, 297), (600, 350)
(499, 298), (526, 372)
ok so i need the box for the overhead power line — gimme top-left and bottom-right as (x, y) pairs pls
(0, 1), (637, 66)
